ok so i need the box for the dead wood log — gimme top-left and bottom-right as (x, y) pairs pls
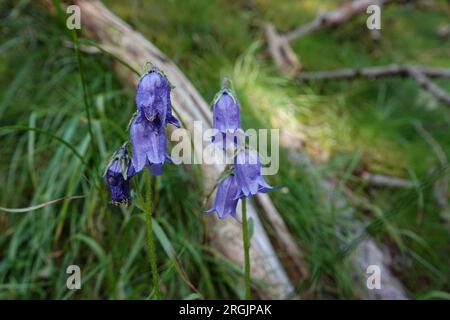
(352, 236), (408, 299)
(42, 0), (306, 299)
(255, 193), (309, 282)
(407, 67), (450, 106)
(281, 131), (409, 299)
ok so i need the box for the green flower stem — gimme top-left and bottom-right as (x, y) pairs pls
(242, 198), (251, 299)
(144, 172), (162, 299)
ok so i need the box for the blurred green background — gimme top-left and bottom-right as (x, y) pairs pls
(0, 0), (449, 299)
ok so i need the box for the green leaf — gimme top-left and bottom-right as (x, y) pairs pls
(152, 220), (176, 257)
(72, 233), (107, 263)
(183, 293), (202, 300)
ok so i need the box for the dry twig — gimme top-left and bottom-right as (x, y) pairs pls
(285, 0), (391, 42)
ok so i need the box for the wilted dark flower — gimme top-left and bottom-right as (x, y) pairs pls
(234, 149), (274, 198)
(130, 114), (169, 176)
(105, 146), (135, 206)
(205, 175), (240, 219)
(135, 67), (180, 128)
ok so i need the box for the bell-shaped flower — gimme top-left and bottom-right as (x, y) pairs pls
(105, 146), (135, 206)
(234, 149), (274, 198)
(205, 175), (240, 219)
(135, 67), (180, 128)
(130, 113), (170, 176)
(212, 89), (240, 134)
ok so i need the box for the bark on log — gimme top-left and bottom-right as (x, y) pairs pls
(43, 0), (304, 298)
(255, 193), (309, 282)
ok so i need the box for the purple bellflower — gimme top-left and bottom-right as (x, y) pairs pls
(136, 67), (180, 128)
(130, 67), (180, 176)
(211, 88), (244, 151)
(130, 114), (169, 176)
(212, 89), (240, 133)
(234, 149), (274, 198)
(206, 80), (276, 220)
(105, 146), (135, 206)
(206, 175), (240, 219)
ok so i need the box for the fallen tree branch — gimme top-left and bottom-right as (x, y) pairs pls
(265, 0), (416, 78)
(42, 0), (304, 299)
(255, 193), (310, 282)
(361, 172), (415, 188)
(295, 65), (450, 81)
(407, 67), (450, 106)
(294, 65), (450, 106)
(285, 0), (392, 42)
(264, 23), (301, 77)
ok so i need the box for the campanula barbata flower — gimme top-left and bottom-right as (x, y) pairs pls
(234, 149), (274, 198)
(206, 175), (240, 219)
(206, 80), (276, 220)
(130, 67), (180, 175)
(211, 87), (246, 153)
(212, 89), (240, 134)
(105, 146), (135, 206)
(135, 67), (180, 128)
(130, 114), (170, 175)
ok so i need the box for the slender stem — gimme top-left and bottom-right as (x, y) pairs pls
(144, 173), (162, 299)
(72, 30), (99, 169)
(241, 198), (251, 299)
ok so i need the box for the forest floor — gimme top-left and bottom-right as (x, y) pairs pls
(0, 0), (449, 299)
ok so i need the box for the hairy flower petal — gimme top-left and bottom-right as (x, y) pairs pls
(136, 68), (180, 128)
(206, 175), (240, 219)
(234, 149), (274, 198)
(130, 114), (167, 173)
(213, 91), (240, 133)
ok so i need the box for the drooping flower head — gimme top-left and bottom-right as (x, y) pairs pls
(105, 146), (135, 206)
(211, 82), (244, 153)
(234, 149), (274, 198)
(131, 66), (180, 176)
(205, 79), (276, 220)
(206, 175), (240, 219)
(212, 88), (240, 134)
(130, 114), (168, 176)
(135, 66), (180, 128)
